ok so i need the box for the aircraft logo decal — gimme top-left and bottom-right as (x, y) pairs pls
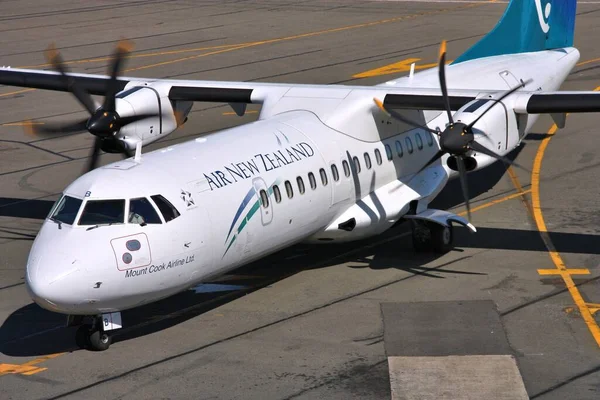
(222, 178), (281, 257)
(535, 0), (551, 33)
(180, 189), (195, 208)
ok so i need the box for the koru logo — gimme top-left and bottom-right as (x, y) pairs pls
(535, 0), (551, 33)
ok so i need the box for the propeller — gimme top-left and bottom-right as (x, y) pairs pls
(374, 41), (529, 223)
(30, 40), (158, 173)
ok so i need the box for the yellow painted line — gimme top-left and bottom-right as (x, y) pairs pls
(353, 58), (451, 79)
(537, 268), (590, 276)
(2, 121), (44, 126)
(530, 86), (600, 347)
(0, 352), (64, 377)
(222, 110), (259, 116)
(457, 189), (531, 216)
(0, 88), (36, 98)
(18, 1), (493, 72)
(576, 57), (600, 67)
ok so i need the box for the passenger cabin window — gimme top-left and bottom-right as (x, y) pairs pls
(416, 133), (424, 150)
(331, 164), (339, 181)
(353, 156), (361, 173)
(297, 177), (306, 194)
(129, 197), (161, 224)
(375, 149), (383, 165)
(51, 195), (83, 225)
(395, 140), (403, 157)
(319, 168), (328, 186)
(405, 137), (414, 154)
(364, 153), (372, 169)
(342, 160), (351, 177)
(426, 132), (434, 147)
(285, 180), (294, 198)
(385, 144), (393, 161)
(273, 185), (282, 203)
(308, 172), (317, 190)
(151, 195), (180, 222)
(79, 199), (125, 226)
(259, 190), (269, 208)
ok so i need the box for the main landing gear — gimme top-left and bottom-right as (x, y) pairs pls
(71, 312), (121, 351)
(410, 220), (453, 253)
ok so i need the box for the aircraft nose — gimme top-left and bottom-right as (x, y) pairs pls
(25, 253), (85, 313)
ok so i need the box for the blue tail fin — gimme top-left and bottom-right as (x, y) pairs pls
(454, 0), (577, 64)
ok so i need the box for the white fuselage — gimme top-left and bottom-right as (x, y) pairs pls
(26, 48), (579, 315)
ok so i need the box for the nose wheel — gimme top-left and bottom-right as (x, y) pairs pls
(411, 220), (453, 253)
(75, 319), (113, 351)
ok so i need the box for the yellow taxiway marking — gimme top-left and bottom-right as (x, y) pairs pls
(537, 268), (591, 276)
(15, 1), (494, 72)
(222, 110), (259, 116)
(0, 353), (64, 377)
(2, 121), (45, 126)
(457, 189), (531, 216)
(529, 86), (600, 347)
(0, 88), (36, 98)
(353, 58), (451, 78)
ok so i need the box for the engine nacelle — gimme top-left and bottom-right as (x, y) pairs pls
(113, 83), (193, 151)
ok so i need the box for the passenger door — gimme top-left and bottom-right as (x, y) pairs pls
(252, 177), (273, 225)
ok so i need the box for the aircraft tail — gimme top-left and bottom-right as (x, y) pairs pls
(453, 0), (577, 64)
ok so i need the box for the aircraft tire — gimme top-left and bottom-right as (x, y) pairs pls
(431, 223), (453, 253)
(87, 328), (112, 351)
(411, 220), (432, 252)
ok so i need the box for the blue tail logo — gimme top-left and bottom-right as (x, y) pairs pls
(535, 0), (551, 33)
(454, 0), (577, 64)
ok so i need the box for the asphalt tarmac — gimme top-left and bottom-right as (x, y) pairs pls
(1, 1), (600, 399)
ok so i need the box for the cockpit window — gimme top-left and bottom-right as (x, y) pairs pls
(78, 200), (125, 226)
(151, 195), (180, 222)
(129, 198), (162, 224)
(50, 196), (83, 225)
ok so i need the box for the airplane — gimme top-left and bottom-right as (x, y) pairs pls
(0, 0), (596, 351)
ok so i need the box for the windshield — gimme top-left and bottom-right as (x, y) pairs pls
(50, 196), (83, 225)
(78, 200), (125, 226)
(129, 197), (161, 224)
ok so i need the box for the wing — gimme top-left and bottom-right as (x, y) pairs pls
(0, 67), (478, 110)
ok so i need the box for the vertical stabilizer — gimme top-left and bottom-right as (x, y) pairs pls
(454, 0), (577, 64)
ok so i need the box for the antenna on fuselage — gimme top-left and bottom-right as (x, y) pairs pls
(134, 141), (142, 163)
(409, 62), (415, 79)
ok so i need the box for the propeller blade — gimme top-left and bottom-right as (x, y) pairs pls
(414, 150), (446, 176)
(438, 40), (453, 125)
(85, 137), (103, 172)
(27, 119), (88, 136)
(467, 79), (530, 130)
(373, 98), (440, 135)
(118, 113), (159, 128)
(468, 140), (530, 173)
(45, 44), (97, 115)
(456, 155), (471, 223)
(103, 39), (133, 112)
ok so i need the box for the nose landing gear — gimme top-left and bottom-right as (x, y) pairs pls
(72, 312), (120, 351)
(76, 323), (112, 351)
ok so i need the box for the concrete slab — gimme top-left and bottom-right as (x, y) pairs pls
(388, 355), (528, 400)
(382, 300), (513, 357)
